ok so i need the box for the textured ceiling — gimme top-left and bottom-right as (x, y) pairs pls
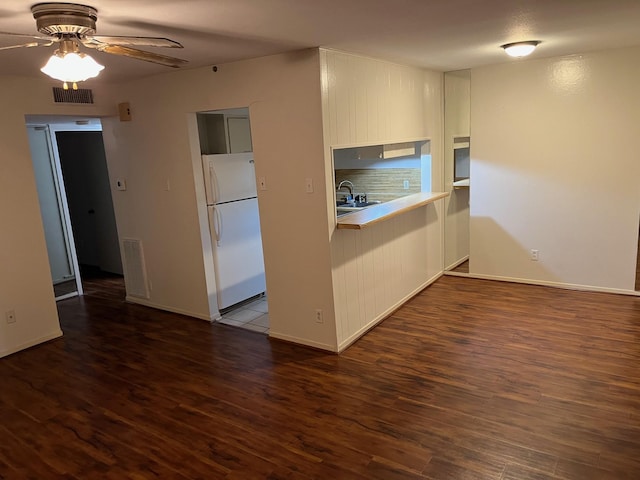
(1, 0), (640, 83)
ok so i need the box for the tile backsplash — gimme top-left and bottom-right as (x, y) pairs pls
(335, 168), (421, 203)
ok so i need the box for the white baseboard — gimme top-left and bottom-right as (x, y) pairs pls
(55, 292), (79, 301)
(465, 273), (640, 297)
(443, 270), (470, 278)
(268, 331), (337, 353)
(0, 330), (63, 359)
(125, 296), (218, 321)
(337, 270), (443, 353)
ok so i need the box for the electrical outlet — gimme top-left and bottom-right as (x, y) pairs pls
(5, 310), (16, 324)
(530, 249), (539, 261)
(315, 309), (323, 324)
(403, 180), (410, 189)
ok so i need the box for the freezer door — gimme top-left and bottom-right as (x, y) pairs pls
(211, 198), (266, 310)
(202, 153), (257, 204)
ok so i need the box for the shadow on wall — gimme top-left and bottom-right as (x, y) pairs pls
(470, 216), (559, 283)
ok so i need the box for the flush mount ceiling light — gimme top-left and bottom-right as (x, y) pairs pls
(41, 38), (104, 90)
(501, 41), (541, 58)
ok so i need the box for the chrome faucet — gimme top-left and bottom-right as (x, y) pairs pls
(336, 180), (354, 196)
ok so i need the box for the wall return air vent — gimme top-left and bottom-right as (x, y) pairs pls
(122, 238), (150, 299)
(52, 86), (94, 104)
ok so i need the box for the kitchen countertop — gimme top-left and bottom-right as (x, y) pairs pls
(336, 191), (449, 230)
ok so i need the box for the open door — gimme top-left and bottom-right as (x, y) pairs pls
(27, 125), (81, 299)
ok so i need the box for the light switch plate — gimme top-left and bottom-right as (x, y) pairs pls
(305, 178), (313, 193)
(116, 178), (127, 191)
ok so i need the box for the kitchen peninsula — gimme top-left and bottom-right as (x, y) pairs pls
(336, 191), (449, 229)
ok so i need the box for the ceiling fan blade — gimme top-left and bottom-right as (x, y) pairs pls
(85, 35), (183, 48)
(89, 44), (188, 68)
(0, 41), (52, 51)
(0, 31), (52, 42)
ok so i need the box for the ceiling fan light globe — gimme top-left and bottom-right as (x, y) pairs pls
(41, 51), (104, 83)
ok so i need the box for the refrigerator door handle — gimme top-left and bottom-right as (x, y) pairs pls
(208, 162), (219, 204)
(214, 205), (222, 246)
(208, 205), (222, 246)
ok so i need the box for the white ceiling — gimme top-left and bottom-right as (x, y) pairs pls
(2, 0), (640, 83)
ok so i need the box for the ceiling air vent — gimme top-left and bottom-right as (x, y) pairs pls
(52, 87), (94, 104)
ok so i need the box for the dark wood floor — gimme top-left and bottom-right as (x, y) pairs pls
(2, 275), (640, 479)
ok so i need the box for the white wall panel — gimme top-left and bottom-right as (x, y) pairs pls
(332, 204), (443, 348)
(322, 50), (428, 147)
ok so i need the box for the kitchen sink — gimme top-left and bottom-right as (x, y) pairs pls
(336, 200), (382, 217)
(336, 200), (381, 208)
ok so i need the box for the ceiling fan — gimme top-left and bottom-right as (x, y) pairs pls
(0, 2), (188, 88)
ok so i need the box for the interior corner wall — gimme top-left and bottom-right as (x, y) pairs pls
(470, 46), (640, 292)
(0, 75), (115, 358)
(101, 49), (339, 350)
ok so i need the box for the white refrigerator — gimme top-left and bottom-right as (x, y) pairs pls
(202, 153), (266, 310)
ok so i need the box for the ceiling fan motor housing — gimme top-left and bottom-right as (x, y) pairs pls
(32, 3), (98, 37)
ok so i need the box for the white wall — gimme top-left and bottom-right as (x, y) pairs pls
(0, 75), (114, 358)
(470, 46), (640, 293)
(444, 71), (470, 269)
(320, 50), (445, 349)
(102, 49), (339, 350)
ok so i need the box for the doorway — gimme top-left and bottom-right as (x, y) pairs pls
(56, 130), (122, 278)
(27, 118), (122, 300)
(196, 108), (269, 334)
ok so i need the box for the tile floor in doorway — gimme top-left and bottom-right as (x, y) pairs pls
(218, 296), (269, 334)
